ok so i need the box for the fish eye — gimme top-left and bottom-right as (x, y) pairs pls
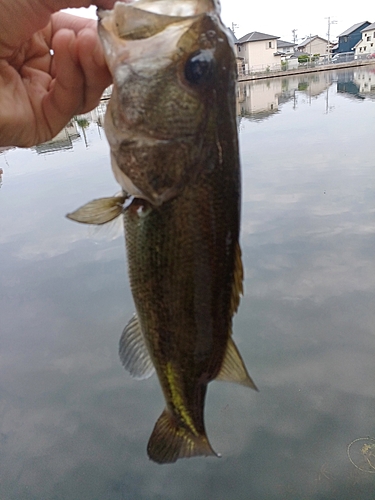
(184, 50), (215, 86)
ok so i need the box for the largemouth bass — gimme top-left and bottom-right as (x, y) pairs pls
(67, 0), (256, 464)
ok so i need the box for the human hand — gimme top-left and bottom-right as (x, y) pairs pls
(0, 0), (117, 147)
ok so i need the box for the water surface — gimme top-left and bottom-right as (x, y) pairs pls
(1, 68), (375, 499)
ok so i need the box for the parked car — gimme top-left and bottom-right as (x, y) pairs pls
(332, 52), (355, 63)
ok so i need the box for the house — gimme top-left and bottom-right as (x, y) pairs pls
(276, 40), (297, 56)
(354, 22), (375, 58)
(275, 40), (298, 70)
(296, 35), (331, 57)
(333, 21), (371, 54)
(235, 31), (281, 73)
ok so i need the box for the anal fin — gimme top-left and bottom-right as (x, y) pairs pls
(215, 336), (258, 391)
(147, 409), (218, 464)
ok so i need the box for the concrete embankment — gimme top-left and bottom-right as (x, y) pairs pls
(238, 60), (375, 82)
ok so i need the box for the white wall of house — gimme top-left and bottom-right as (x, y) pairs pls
(237, 79), (282, 117)
(283, 46), (295, 55)
(285, 58), (299, 69)
(237, 39), (281, 72)
(354, 27), (375, 56)
(353, 69), (375, 92)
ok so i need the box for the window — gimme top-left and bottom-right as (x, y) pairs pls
(238, 46), (241, 52)
(268, 41), (272, 49)
(344, 36), (348, 42)
(367, 36), (371, 42)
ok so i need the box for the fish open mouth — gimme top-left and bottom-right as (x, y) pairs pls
(98, 0), (220, 21)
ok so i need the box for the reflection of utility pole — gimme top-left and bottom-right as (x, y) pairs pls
(231, 22), (239, 36)
(325, 16), (337, 62)
(292, 29), (298, 44)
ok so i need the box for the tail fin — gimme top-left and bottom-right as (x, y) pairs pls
(147, 409), (218, 464)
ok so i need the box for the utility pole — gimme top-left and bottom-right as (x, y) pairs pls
(325, 17), (337, 62)
(305, 34), (313, 62)
(292, 29), (298, 44)
(231, 22), (239, 36)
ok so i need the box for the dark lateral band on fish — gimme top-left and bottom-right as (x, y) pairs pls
(67, 0), (257, 464)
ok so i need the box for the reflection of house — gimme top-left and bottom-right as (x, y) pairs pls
(76, 104), (107, 128)
(354, 22), (375, 58)
(101, 85), (113, 100)
(235, 32), (281, 73)
(236, 72), (332, 119)
(296, 73), (331, 97)
(237, 79), (282, 119)
(353, 68), (375, 98)
(34, 122), (80, 154)
(334, 21), (371, 54)
(296, 35), (331, 56)
(335, 70), (364, 100)
(281, 73), (331, 99)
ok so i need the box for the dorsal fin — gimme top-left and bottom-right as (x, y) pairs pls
(147, 408), (219, 464)
(119, 313), (155, 380)
(215, 335), (257, 390)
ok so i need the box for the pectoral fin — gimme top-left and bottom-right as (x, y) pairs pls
(215, 336), (258, 391)
(119, 313), (155, 380)
(66, 195), (127, 225)
(147, 408), (218, 464)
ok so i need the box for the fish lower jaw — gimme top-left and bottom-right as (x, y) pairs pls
(110, 154), (179, 207)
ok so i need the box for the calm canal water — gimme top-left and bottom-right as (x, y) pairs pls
(0, 67), (375, 499)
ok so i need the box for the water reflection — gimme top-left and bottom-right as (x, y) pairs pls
(0, 67), (375, 499)
(237, 72), (332, 120)
(237, 68), (375, 120)
(354, 68), (375, 99)
(32, 101), (108, 155)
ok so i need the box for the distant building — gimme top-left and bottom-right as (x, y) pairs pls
(227, 28), (245, 77)
(235, 31), (281, 73)
(353, 22), (375, 58)
(276, 40), (297, 56)
(296, 35), (331, 56)
(334, 21), (372, 54)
